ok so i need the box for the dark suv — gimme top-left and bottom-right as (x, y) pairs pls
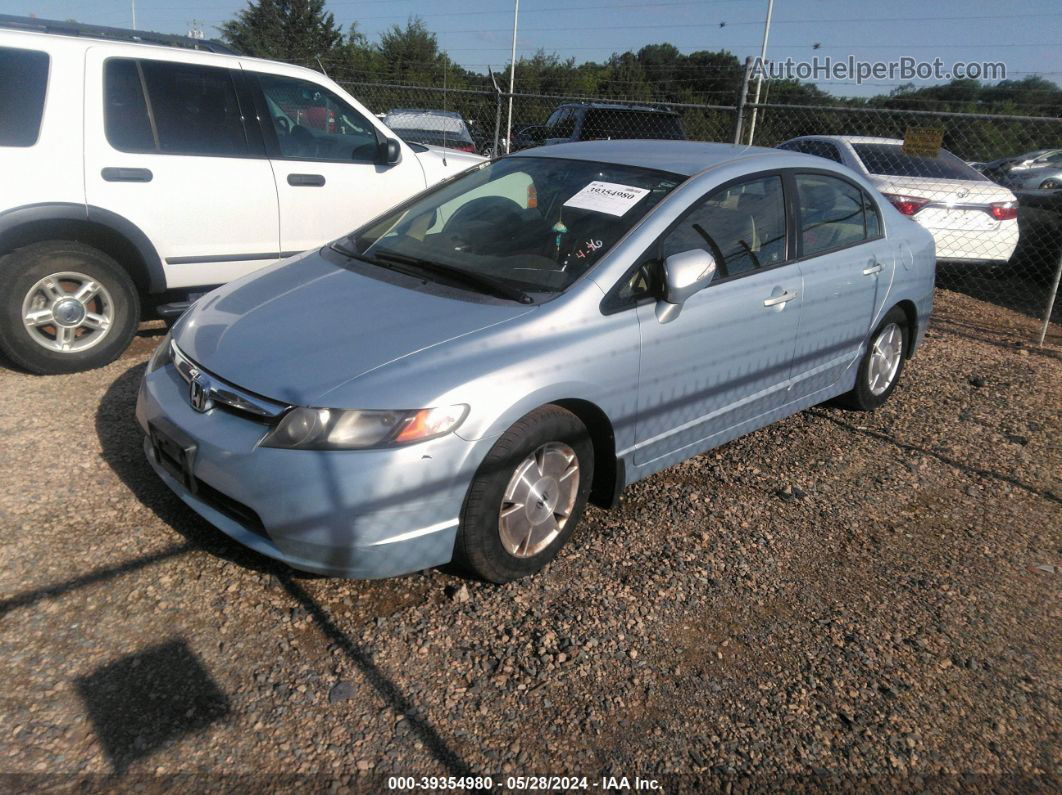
(540, 103), (686, 146)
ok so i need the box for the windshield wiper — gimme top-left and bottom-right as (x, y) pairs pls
(369, 250), (534, 304)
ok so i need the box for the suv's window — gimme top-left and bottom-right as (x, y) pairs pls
(796, 173), (872, 256)
(104, 60), (155, 151)
(545, 108), (577, 139)
(581, 108), (684, 141)
(806, 140), (843, 163)
(257, 74), (378, 161)
(661, 175), (787, 279)
(0, 47), (49, 147)
(104, 59), (252, 156)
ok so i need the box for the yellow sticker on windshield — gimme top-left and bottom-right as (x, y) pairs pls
(563, 181), (651, 216)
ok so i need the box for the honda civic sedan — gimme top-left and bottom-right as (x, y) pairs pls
(137, 140), (935, 583)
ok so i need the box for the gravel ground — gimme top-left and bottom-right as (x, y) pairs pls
(0, 288), (1058, 791)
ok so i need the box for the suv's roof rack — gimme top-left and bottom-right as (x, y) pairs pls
(0, 14), (240, 55)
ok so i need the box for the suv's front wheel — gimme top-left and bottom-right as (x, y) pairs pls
(0, 241), (140, 374)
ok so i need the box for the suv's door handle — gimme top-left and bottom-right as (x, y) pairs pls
(101, 167), (152, 182)
(287, 173), (326, 187)
(863, 261), (883, 275)
(763, 290), (798, 307)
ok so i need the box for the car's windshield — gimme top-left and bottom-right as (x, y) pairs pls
(343, 156), (682, 296)
(852, 143), (987, 181)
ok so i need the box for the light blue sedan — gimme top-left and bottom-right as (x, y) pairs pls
(137, 141), (935, 582)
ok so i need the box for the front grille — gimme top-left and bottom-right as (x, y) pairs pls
(194, 478), (268, 538)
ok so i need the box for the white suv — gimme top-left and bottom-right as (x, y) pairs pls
(0, 19), (484, 374)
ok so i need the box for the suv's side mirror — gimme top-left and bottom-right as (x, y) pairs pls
(376, 138), (401, 166)
(656, 249), (717, 323)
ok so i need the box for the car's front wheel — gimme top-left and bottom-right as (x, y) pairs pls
(0, 241), (140, 374)
(840, 306), (909, 411)
(455, 406), (594, 583)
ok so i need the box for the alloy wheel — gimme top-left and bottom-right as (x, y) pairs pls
(21, 271), (115, 354)
(867, 321), (903, 396)
(498, 442), (580, 558)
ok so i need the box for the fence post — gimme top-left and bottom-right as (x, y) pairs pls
(1038, 250), (1062, 347)
(488, 67), (503, 157)
(733, 56), (752, 146)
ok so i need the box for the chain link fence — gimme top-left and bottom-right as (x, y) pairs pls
(338, 78), (1062, 346)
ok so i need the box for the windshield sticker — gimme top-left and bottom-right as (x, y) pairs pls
(563, 181), (651, 216)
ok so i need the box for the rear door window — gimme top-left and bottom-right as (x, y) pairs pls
(0, 47), (49, 147)
(796, 173), (871, 256)
(104, 58), (256, 157)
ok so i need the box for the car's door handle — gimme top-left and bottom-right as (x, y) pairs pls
(863, 261), (883, 275)
(287, 173), (326, 187)
(101, 167), (153, 182)
(763, 290), (798, 307)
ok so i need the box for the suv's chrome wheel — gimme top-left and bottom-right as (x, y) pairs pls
(499, 441), (580, 558)
(22, 271), (115, 353)
(867, 321), (903, 396)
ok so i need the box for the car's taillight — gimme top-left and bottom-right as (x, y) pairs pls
(882, 193), (930, 216)
(988, 201), (1018, 221)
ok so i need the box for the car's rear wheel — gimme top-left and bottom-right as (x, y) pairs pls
(839, 306), (909, 411)
(0, 241), (140, 374)
(455, 406), (594, 583)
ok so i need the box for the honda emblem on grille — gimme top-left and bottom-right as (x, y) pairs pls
(189, 371), (213, 413)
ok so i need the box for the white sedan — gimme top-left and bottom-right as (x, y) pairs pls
(778, 135), (1018, 265)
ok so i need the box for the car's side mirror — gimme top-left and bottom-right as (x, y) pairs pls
(655, 249), (717, 323)
(376, 137), (402, 165)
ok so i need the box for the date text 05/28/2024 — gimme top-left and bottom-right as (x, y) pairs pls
(386, 775), (662, 790)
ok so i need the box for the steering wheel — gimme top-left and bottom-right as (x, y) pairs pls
(443, 197), (524, 255)
(274, 116), (290, 135)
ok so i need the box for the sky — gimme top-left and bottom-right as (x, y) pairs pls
(4, 0), (1061, 99)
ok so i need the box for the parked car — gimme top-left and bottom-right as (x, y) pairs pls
(980, 148), (1062, 191)
(382, 108), (478, 154)
(777, 135), (1018, 266)
(138, 140), (935, 583)
(541, 102), (686, 145)
(0, 17), (484, 374)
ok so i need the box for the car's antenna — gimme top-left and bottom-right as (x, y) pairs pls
(315, 54), (329, 78)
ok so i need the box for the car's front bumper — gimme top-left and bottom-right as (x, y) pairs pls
(136, 363), (486, 578)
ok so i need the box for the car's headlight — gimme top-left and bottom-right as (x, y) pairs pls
(146, 333), (173, 373)
(261, 404), (469, 450)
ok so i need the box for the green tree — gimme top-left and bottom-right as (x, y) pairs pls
(220, 0), (343, 64)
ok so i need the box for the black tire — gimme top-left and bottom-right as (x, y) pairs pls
(0, 241), (140, 375)
(839, 306), (909, 411)
(455, 406), (594, 583)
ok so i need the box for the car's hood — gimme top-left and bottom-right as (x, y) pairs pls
(413, 145), (486, 186)
(172, 250), (533, 407)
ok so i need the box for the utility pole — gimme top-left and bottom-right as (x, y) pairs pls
(745, 0), (774, 145)
(131, 0), (137, 30)
(505, 0), (520, 154)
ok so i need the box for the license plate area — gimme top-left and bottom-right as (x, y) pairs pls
(149, 419), (197, 493)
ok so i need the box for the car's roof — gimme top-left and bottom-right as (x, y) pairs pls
(511, 140), (787, 177)
(793, 135), (903, 145)
(555, 102), (679, 115)
(387, 109), (462, 118)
